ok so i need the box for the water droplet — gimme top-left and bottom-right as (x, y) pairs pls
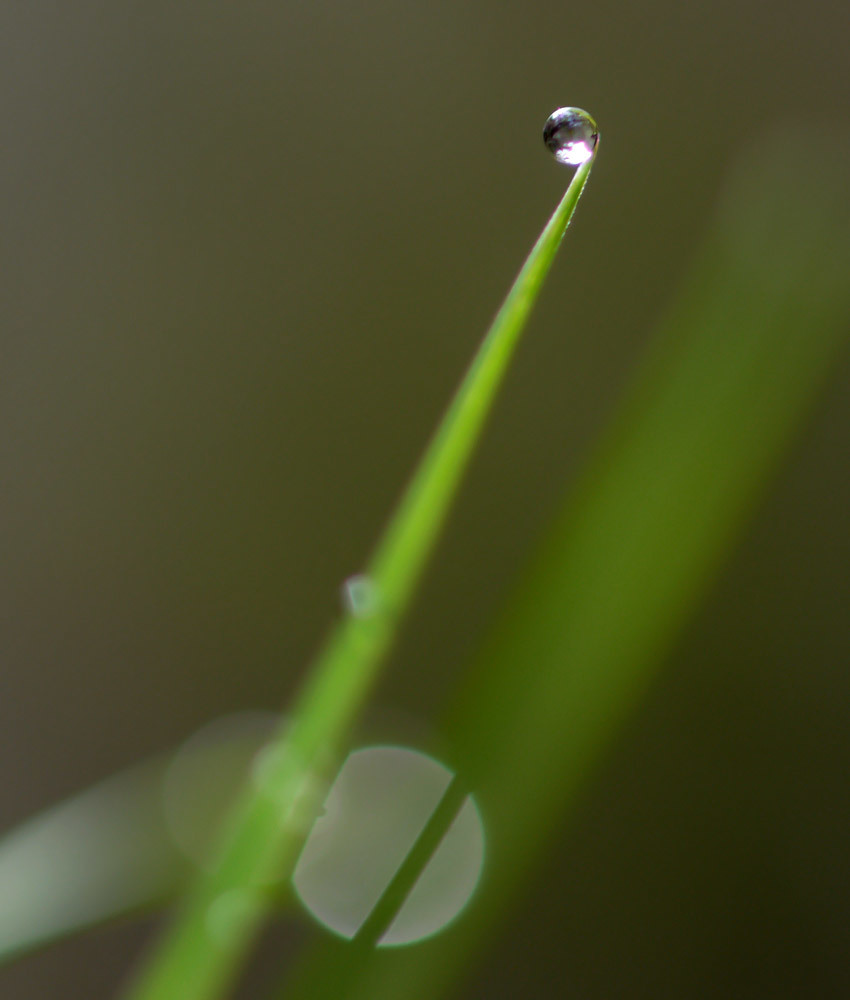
(292, 746), (485, 947)
(542, 107), (598, 166)
(342, 573), (381, 619)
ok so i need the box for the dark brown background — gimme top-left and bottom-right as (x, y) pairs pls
(2, 1), (849, 996)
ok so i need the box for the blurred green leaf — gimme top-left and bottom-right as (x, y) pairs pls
(281, 133), (850, 999)
(0, 760), (180, 965)
(0, 713), (275, 965)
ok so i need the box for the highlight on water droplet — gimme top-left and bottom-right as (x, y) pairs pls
(292, 746), (485, 947)
(341, 573), (381, 619)
(542, 107), (599, 166)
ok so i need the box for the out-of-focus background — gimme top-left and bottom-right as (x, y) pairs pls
(2, 1), (849, 997)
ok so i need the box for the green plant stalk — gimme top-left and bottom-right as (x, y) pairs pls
(278, 134), (850, 1000)
(121, 154), (597, 1000)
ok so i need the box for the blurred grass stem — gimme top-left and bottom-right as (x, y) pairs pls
(121, 154), (597, 1000)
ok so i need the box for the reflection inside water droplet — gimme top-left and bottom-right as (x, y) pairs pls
(543, 107), (598, 166)
(292, 746), (485, 947)
(342, 574), (381, 618)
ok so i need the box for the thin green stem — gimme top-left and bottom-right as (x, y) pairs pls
(120, 152), (597, 1000)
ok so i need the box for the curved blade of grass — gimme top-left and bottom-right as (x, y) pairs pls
(278, 133), (850, 1000)
(120, 153), (598, 1000)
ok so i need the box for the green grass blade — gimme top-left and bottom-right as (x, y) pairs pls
(278, 134), (850, 1000)
(120, 151), (598, 1000)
